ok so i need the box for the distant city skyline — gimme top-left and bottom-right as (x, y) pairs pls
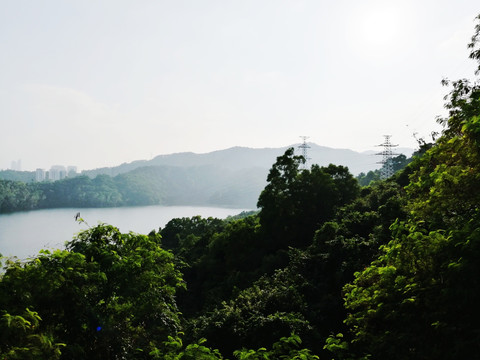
(8, 162), (77, 173)
(1, 1), (479, 171)
(35, 165), (78, 182)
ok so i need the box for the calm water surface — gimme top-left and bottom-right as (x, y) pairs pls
(0, 206), (250, 259)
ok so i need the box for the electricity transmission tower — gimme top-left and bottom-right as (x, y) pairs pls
(298, 136), (311, 169)
(376, 135), (399, 179)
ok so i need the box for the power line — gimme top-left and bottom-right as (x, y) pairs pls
(376, 135), (399, 179)
(298, 136), (311, 170)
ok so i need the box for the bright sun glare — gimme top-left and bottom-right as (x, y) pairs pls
(351, 5), (406, 59)
(362, 9), (399, 45)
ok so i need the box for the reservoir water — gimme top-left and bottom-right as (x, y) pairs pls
(0, 205), (251, 260)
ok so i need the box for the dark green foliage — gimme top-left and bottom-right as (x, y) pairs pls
(160, 215), (226, 255)
(257, 148), (360, 250)
(233, 333), (319, 360)
(0, 180), (43, 212)
(0, 224), (184, 359)
(164, 215), (263, 316)
(192, 258), (312, 355)
(339, 216), (480, 359)
(179, 179), (405, 357)
(149, 332), (319, 359)
(356, 170), (380, 186)
(152, 335), (225, 359)
(0, 308), (64, 359)
(192, 252), (311, 353)
(224, 210), (259, 222)
(388, 154), (411, 172)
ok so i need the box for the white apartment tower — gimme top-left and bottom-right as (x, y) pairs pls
(35, 168), (46, 182)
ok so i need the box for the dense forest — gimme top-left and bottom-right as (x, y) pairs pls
(0, 154), (410, 214)
(1, 15), (480, 359)
(0, 164), (266, 212)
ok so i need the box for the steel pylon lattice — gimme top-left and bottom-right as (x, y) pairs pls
(376, 135), (399, 179)
(298, 136), (311, 169)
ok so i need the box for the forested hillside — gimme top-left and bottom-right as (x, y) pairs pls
(1, 15), (480, 360)
(0, 164), (265, 213)
(1, 144), (393, 183)
(0, 151), (410, 213)
(81, 143), (400, 178)
(0, 144), (414, 213)
(0, 170), (35, 183)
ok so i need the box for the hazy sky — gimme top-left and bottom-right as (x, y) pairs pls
(1, 1), (479, 171)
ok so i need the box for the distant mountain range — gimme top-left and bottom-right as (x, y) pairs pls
(81, 143), (414, 178)
(0, 144), (414, 209)
(78, 144), (413, 208)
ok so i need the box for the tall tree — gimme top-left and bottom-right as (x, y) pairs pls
(257, 148), (360, 250)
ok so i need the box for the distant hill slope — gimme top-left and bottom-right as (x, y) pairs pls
(0, 144), (414, 209)
(0, 170), (35, 183)
(78, 144), (414, 208)
(113, 165), (267, 208)
(82, 143), (413, 178)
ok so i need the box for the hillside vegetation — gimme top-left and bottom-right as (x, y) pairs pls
(0, 164), (266, 212)
(0, 146), (410, 213)
(1, 15), (480, 360)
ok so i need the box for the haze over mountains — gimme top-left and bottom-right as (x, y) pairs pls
(78, 144), (413, 208)
(0, 144), (414, 209)
(82, 143), (413, 178)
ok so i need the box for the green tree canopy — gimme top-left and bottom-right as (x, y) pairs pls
(257, 148), (360, 250)
(0, 224), (184, 359)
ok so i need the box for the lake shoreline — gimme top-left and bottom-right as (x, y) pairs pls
(0, 205), (252, 260)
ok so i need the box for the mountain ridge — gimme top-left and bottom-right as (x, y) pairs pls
(81, 143), (414, 178)
(0, 144), (415, 210)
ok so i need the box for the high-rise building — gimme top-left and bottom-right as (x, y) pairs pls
(10, 159), (22, 171)
(35, 168), (46, 182)
(67, 166), (78, 177)
(32, 164), (78, 182)
(49, 165), (67, 181)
